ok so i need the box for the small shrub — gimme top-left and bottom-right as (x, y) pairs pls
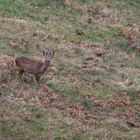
(0, 55), (15, 83)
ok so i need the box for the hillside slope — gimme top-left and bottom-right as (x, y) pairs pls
(0, 0), (140, 139)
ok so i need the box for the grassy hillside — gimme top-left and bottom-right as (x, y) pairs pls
(0, 0), (140, 139)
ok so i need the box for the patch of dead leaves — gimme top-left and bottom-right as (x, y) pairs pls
(10, 39), (29, 52)
(41, 92), (97, 126)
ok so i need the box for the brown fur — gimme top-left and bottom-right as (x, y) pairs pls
(13, 51), (54, 83)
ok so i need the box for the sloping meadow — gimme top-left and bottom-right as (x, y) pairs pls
(0, 0), (140, 139)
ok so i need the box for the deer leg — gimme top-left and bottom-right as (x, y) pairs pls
(35, 75), (40, 84)
(18, 71), (24, 79)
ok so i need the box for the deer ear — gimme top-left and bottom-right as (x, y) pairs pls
(43, 51), (45, 56)
(52, 51), (55, 57)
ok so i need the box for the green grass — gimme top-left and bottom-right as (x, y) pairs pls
(0, 0), (140, 139)
(0, 0), (26, 16)
(0, 123), (7, 133)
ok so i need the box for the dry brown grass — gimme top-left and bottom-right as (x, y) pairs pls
(0, 0), (140, 139)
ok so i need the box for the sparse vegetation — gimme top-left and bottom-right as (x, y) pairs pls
(0, 0), (140, 140)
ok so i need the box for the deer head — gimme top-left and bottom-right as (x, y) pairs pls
(43, 51), (55, 63)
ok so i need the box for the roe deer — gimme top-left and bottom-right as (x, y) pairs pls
(14, 51), (55, 83)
